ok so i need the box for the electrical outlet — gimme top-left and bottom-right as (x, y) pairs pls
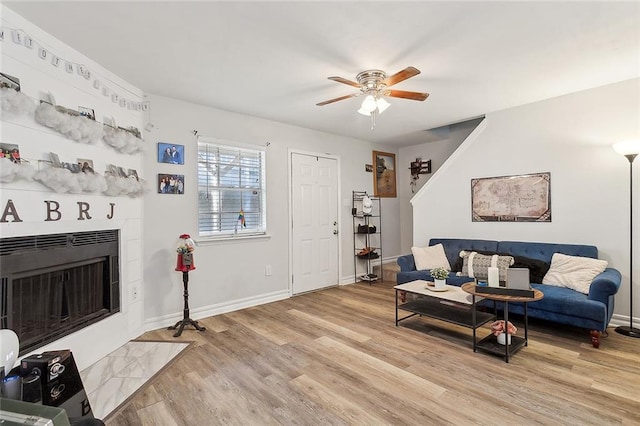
(265, 265), (272, 276)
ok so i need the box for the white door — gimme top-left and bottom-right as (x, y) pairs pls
(291, 153), (339, 294)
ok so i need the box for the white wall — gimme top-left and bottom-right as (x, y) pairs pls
(0, 6), (145, 369)
(398, 118), (483, 253)
(142, 94), (402, 329)
(412, 78), (640, 321)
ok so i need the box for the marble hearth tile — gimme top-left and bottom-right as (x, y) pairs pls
(80, 355), (137, 394)
(116, 347), (186, 379)
(107, 341), (159, 358)
(80, 341), (189, 420)
(88, 376), (147, 419)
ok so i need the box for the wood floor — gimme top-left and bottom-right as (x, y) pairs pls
(106, 281), (640, 425)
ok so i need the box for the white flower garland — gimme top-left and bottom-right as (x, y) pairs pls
(34, 102), (104, 145)
(103, 125), (144, 154)
(0, 87), (36, 117)
(0, 88), (145, 154)
(0, 158), (147, 197)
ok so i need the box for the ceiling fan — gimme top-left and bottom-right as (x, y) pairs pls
(316, 66), (429, 128)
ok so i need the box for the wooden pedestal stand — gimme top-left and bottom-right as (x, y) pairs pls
(168, 270), (205, 337)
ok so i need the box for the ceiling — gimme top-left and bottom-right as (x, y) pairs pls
(4, 1), (639, 147)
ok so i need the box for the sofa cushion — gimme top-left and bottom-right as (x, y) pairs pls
(485, 283), (607, 328)
(497, 241), (598, 264)
(411, 244), (451, 271)
(459, 250), (514, 281)
(542, 253), (608, 294)
(529, 284), (605, 321)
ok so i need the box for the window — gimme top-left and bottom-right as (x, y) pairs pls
(197, 138), (266, 238)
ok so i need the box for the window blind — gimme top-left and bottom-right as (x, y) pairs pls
(197, 141), (266, 237)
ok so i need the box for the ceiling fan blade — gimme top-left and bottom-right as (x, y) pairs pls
(383, 66), (420, 87)
(384, 90), (429, 101)
(328, 76), (361, 88)
(316, 93), (358, 106)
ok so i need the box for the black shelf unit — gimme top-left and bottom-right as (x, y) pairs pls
(352, 191), (382, 283)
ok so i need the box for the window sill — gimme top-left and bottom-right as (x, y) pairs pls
(195, 233), (272, 246)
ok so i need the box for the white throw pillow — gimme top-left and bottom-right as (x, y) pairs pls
(411, 244), (451, 271)
(542, 253), (608, 294)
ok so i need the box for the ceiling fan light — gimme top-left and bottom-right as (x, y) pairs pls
(361, 95), (377, 113)
(357, 106), (371, 116)
(376, 97), (390, 114)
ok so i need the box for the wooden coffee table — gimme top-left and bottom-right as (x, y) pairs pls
(394, 280), (494, 345)
(461, 282), (544, 363)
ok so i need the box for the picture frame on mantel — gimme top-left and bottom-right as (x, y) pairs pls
(372, 150), (397, 198)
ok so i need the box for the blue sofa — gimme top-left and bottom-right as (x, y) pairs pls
(396, 238), (622, 347)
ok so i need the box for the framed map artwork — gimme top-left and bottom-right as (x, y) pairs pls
(471, 172), (551, 222)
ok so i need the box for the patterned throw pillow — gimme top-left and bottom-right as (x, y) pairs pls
(458, 250), (514, 281)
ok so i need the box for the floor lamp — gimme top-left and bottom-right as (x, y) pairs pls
(613, 140), (640, 338)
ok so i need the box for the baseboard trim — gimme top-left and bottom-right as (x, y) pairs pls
(381, 255), (399, 265)
(144, 289), (290, 331)
(608, 313), (640, 328)
(340, 275), (356, 285)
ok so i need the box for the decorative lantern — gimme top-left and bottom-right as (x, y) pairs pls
(175, 234), (196, 272)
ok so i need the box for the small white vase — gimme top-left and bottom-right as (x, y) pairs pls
(434, 278), (446, 289)
(497, 332), (511, 345)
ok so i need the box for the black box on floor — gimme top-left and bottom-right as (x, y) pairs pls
(20, 352), (61, 385)
(20, 350), (86, 410)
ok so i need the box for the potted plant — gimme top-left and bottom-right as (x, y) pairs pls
(430, 267), (449, 289)
(490, 320), (518, 345)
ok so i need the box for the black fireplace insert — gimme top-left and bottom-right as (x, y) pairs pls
(1, 230), (120, 355)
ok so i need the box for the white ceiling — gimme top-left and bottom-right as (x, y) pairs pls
(5, 1), (639, 146)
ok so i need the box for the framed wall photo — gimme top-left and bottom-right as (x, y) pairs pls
(0, 143), (21, 164)
(471, 172), (551, 222)
(78, 106), (95, 120)
(158, 174), (184, 194)
(0, 72), (21, 91)
(372, 150), (397, 198)
(77, 158), (95, 174)
(157, 142), (184, 165)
